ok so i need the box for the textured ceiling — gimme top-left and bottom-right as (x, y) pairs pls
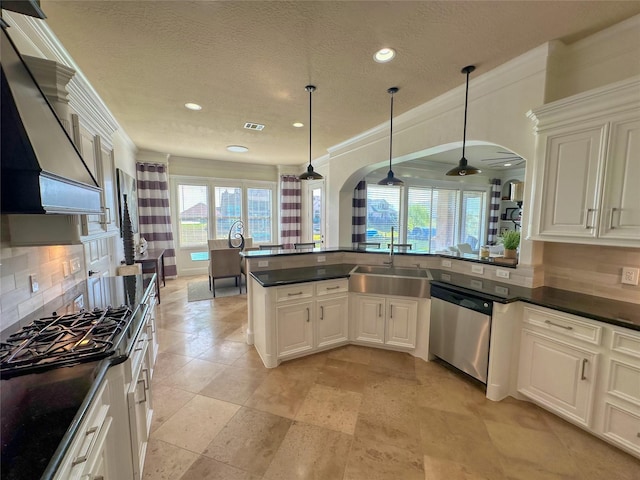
(38, 1), (640, 167)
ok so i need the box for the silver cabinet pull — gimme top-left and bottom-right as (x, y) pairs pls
(584, 208), (596, 229)
(136, 378), (147, 404)
(609, 207), (619, 229)
(580, 358), (588, 380)
(378, 303), (382, 317)
(288, 291), (303, 296)
(326, 285), (340, 290)
(390, 304), (393, 319)
(545, 320), (573, 330)
(72, 426), (100, 465)
(306, 307), (310, 322)
(320, 306), (324, 320)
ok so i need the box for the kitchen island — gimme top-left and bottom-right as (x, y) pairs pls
(0, 274), (158, 480)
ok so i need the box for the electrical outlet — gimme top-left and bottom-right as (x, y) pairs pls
(62, 261), (70, 277)
(29, 274), (39, 293)
(441, 259), (452, 268)
(495, 285), (509, 296)
(496, 269), (510, 279)
(471, 265), (484, 274)
(621, 267), (639, 286)
(317, 255), (326, 263)
(70, 257), (81, 273)
(258, 260), (269, 268)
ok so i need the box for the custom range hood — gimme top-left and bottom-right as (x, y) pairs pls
(1, 26), (102, 215)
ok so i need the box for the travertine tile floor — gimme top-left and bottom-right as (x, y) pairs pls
(143, 275), (640, 480)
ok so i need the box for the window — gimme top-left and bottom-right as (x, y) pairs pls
(214, 186), (242, 239)
(366, 185), (402, 247)
(368, 182), (486, 253)
(174, 179), (276, 248)
(247, 188), (272, 242)
(177, 184), (209, 246)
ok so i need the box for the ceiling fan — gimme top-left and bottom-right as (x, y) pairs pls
(479, 150), (525, 168)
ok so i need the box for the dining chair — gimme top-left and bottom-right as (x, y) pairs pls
(209, 247), (242, 297)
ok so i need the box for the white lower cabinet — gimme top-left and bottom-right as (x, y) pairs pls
(599, 328), (640, 457)
(517, 304), (640, 459)
(53, 378), (117, 480)
(275, 279), (349, 361)
(127, 336), (153, 480)
(518, 328), (598, 427)
(353, 294), (418, 349)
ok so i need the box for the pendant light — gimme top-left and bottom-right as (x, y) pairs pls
(299, 85), (323, 180)
(378, 87), (403, 186)
(446, 65), (481, 176)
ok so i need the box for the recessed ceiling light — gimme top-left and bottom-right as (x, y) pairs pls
(227, 145), (248, 153)
(504, 163), (512, 167)
(184, 102), (202, 111)
(374, 48), (396, 63)
(293, 122), (304, 128)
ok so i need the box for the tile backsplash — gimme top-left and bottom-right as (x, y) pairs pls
(543, 243), (640, 304)
(0, 243), (86, 332)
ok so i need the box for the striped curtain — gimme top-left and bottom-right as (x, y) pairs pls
(280, 175), (301, 249)
(351, 180), (366, 245)
(136, 163), (177, 277)
(487, 178), (501, 245)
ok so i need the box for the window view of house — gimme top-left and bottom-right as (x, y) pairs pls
(178, 184), (209, 246)
(367, 183), (487, 252)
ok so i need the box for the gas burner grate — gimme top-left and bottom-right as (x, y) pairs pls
(0, 306), (132, 378)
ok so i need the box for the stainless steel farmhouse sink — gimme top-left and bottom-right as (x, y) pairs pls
(349, 265), (432, 298)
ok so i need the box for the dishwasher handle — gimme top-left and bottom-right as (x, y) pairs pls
(431, 284), (493, 316)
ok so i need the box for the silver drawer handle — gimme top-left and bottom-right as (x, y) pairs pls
(580, 358), (588, 380)
(306, 307), (310, 322)
(609, 207), (619, 230)
(72, 426), (100, 465)
(288, 291), (303, 296)
(320, 306), (324, 320)
(545, 320), (573, 330)
(584, 208), (596, 229)
(378, 304), (382, 317)
(326, 286), (341, 290)
(136, 378), (148, 404)
(390, 305), (393, 319)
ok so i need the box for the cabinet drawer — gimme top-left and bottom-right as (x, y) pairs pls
(523, 306), (602, 345)
(607, 359), (640, 407)
(315, 278), (348, 296)
(602, 402), (640, 457)
(276, 284), (314, 302)
(611, 330), (640, 360)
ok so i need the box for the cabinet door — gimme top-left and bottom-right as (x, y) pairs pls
(599, 117), (640, 241)
(385, 298), (418, 348)
(128, 342), (152, 480)
(353, 295), (385, 345)
(99, 139), (118, 233)
(518, 329), (598, 427)
(316, 295), (348, 348)
(276, 301), (314, 358)
(539, 125), (606, 238)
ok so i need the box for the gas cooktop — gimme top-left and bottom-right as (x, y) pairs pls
(0, 306), (132, 379)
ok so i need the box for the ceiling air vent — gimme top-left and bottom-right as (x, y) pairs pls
(243, 122), (265, 131)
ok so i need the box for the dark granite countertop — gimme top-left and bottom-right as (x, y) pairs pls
(251, 265), (639, 331)
(0, 274), (155, 480)
(251, 264), (356, 287)
(429, 269), (640, 331)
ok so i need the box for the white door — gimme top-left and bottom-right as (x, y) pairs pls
(276, 301), (314, 358)
(599, 116), (640, 240)
(518, 329), (598, 427)
(539, 125), (606, 238)
(353, 295), (385, 344)
(316, 296), (349, 348)
(84, 237), (113, 307)
(385, 298), (418, 348)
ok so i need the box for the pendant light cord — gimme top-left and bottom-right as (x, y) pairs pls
(389, 91), (394, 170)
(308, 85), (314, 168)
(462, 68), (469, 160)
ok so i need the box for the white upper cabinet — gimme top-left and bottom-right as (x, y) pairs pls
(528, 77), (640, 247)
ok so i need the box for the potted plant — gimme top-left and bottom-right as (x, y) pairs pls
(501, 230), (520, 259)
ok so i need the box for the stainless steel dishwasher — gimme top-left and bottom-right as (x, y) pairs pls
(429, 284), (492, 383)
